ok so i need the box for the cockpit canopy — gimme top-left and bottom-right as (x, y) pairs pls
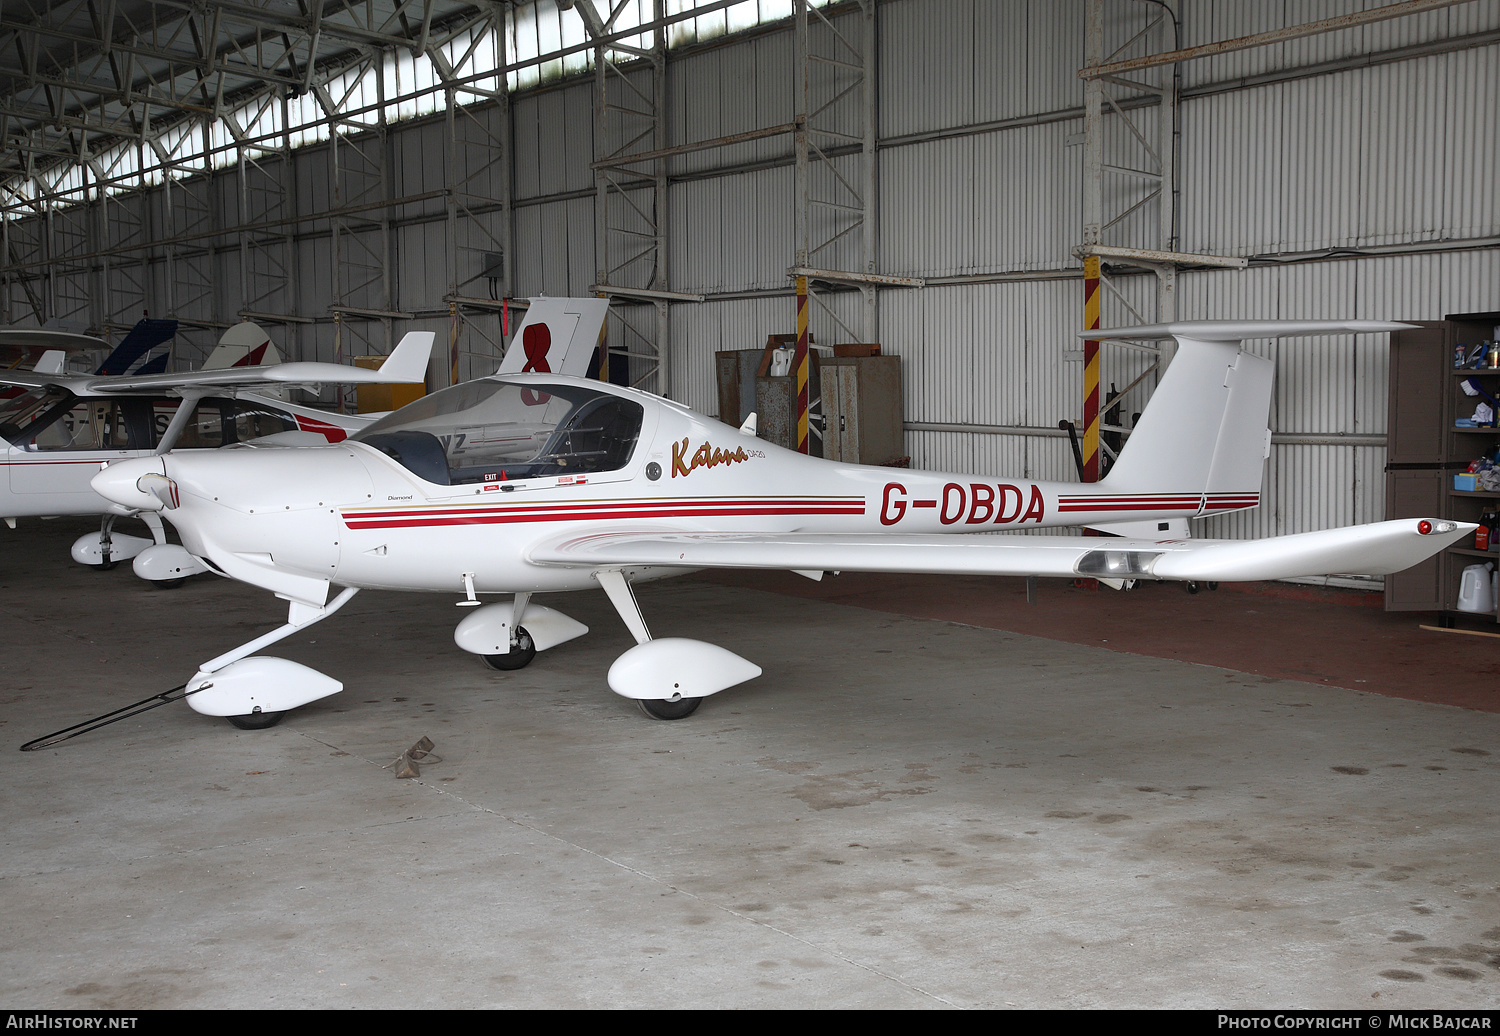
(352, 379), (644, 486)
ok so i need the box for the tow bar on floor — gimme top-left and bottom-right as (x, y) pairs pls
(20, 684), (191, 752)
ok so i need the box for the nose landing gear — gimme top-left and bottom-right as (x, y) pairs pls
(226, 710), (286, 730)
(636, 697), (703, 721)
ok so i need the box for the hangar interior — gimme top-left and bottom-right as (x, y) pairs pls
(7, 0), (1500, 558)
(3, 0), (1500, 1010)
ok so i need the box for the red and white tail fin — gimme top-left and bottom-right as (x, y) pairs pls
(497, 297), (610, 378)
(1086, 321), (1410, 533)
(203, 321), (282, 370)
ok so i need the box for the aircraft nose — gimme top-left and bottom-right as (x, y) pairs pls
(91, 456), (168, 511)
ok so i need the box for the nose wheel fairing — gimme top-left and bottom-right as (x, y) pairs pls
(133, 543), (210, 585)
(70, 512), (164, 569)
(453, 599), (589, 657)
(185, 656), (342, 718)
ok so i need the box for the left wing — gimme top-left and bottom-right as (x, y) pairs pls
(0, 331), (434, 394)
(529, 519), (1471, 583)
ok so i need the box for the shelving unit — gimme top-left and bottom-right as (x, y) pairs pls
(1385, 311), (1500, 617)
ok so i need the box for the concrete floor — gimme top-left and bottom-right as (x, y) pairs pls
(3, 517), (1500, 1009)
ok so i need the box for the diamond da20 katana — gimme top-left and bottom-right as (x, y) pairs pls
(87, 319), (1468, 728)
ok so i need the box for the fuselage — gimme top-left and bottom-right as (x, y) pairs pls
(96, 374), (1259, 602)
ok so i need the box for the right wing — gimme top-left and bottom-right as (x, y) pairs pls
(528, 519), (1471, 583)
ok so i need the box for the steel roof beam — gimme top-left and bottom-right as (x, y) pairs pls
(150, 0), (418, 51)
(1079, 0), (1475, 79)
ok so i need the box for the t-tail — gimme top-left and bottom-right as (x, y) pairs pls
(1082, 321), (1411, 536)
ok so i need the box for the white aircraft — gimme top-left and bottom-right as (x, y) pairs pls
(0, 325), (435, 584)
(87, 320), (1468, 730)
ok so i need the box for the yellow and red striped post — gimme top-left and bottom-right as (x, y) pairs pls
(1082, 255), (1101, 483)
(597, 291), (609, 382)
(795, 275), (810, 454)
(449, 301), (460, 387)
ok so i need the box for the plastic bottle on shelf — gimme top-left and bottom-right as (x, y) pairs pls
(1457, 563), (1496, 613)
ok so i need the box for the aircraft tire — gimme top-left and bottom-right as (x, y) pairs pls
(636, 697), (702, 721)
(483, 627), (536, 671)
(94, 560), (118, 572)
(151, 578), (187, 589)
(226, 711), (286, 730)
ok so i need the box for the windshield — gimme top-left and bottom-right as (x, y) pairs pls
(352, 379), (644, 485)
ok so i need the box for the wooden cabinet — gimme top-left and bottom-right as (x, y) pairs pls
(819, 355), (903, 465)
(1385, 312), (1500, 615)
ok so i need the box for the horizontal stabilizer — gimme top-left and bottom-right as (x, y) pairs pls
(529, 519), (1470, 584)
(1081, 320), (1414, 342)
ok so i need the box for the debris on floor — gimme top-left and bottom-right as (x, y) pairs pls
(388, 735), (438, 778)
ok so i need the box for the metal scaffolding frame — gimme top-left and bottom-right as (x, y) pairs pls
(441, 4), (513, 387)
(1076, 0), (1186, 482)
(44, 182), (95, 330)
(792, 0), (899, 347)
(160, 122), (221, 363)
(96, 165), (152, 335)
(1073, 0), (1471, 482)
(322, 48), (399, 386)
(579, 0), (672, 395)
(235, 97), (302, 363)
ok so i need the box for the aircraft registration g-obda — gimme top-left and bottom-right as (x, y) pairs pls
(90, 319), (1467, 729)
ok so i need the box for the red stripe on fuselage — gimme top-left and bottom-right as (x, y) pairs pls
(344, 503), (865, 530)
(341, 496), (867, 530)
(345, 497), (858, 521)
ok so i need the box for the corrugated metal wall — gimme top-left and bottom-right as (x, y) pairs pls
(13, 0), (1500, 573)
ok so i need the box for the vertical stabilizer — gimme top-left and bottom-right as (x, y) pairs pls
(497, 297), (610, 378)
